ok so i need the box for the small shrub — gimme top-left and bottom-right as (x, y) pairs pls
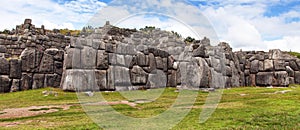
(184, 36), (195, 44)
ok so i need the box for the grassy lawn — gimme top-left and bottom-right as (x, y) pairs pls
(0, 85), (300, 130)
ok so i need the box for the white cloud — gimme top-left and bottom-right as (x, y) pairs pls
(199, 0), (300, 51)
(42, 20), (75, 30)
(265, 36), (300, 52)
(64, 0), (107, 13)
(0, 0), (106, 30)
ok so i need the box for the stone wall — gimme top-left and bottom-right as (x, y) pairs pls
(235, 50), (300, 87)
(0, 19), (300, 93)
(0, 19), (69, 93)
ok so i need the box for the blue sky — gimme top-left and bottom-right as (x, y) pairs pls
(0, 0), (300, 51)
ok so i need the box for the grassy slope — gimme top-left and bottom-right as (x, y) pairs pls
(0, 85), (299, 130)
(288, 52), (300, 59)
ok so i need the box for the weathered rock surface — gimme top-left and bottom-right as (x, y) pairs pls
(130, 65), (148, 85)
(32, 74), (45, 89)
(0, 76), (11, 93)
(96, 50), (108, 69)
(9, 59), (22, 79)
(0, 58), (10, 75)
(20, 73), (32, 91)
(256, 72), (273, 86)
(21, 48), (36, 72)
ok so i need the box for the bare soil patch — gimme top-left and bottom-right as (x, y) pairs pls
(0, 105), (71, 119)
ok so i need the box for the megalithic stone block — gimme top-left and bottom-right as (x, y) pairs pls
(9, 59), (22, 79)
(21, 48), (36, 72)
(32, 74), (45, 89)
(20, 73), (32, 91)
(0, 57), (9, 75)
(0, 76), (11, 93)
(256, 72), (273, 86)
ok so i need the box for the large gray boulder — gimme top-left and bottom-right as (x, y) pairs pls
(258, 61), (264, 72)
(32, 74), (45, 89)
(156, 57), (164, 70)
(178, 61), (202, 89)
(96, 50), (108, 70)
(250, 60), (259, 74)
(199, 60), (211, 88)
(20, 73), (32, 90)
(95, 70), (107, 91)
(286, 66), (294, 77)
(130, 65), (148, 85)
(192, 45), (206, 57)
(147, 70), (167, 89)
(11, 79), (20, 92)
(167, 70), (177, 87)
(264, 59), (274, 71)
(61, 70), (97, 92)
(116, 54), (125, 66)
(9, 59), (22, 79)
(39, 53), (54, 73)
(210, 70), (225, 89)
(65, 48), (81, 69)
(45, 74), (61, 88)
(256, 72), (273, 86)
(0, 76), (11, 93)
(81, 46), (97, 69)
(274, 60), (285, 71)
(107, 67), (116, 91)
(0, 45), (7, 53)
(111, 66), (131, 88)
(21, 48), (36, 72)
(295, 71), (300, 84)
(124, 55), (133, 68)
(54, 61), (63, 75)
(231, 61), (240, 87)
(137, 52), (149, 67)
(0, 57), (9, 75)
(289, 60), (299, 71)
(272, 71), (289, 86)
(271, 49), (283, 60)
(53, 50), (64, 61)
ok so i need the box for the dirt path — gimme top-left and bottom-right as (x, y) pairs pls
(85, 101), (137, 107)
(0, 105), (71, 119)
(0, 100), (144, 127)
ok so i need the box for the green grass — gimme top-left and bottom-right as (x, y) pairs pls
(288, 52), (300, 59)
(0, 85), (300, 129)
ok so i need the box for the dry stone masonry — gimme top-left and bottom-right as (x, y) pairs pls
(0, 19), (69, 93)
(0, 19), (300, 93)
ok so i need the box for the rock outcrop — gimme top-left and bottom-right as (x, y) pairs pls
(0, 19), (299, 93)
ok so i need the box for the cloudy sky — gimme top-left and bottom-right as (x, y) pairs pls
(0, 0), (299, 52)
